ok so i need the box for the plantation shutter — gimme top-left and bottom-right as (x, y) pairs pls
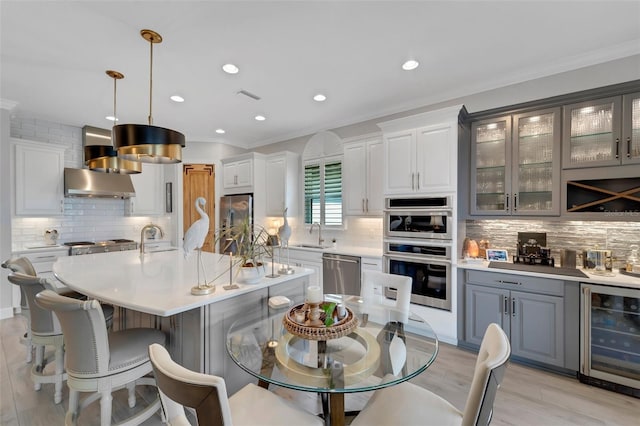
(304, 163), (321, 224)
(324, 160), (342, 225)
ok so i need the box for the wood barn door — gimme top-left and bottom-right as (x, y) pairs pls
(183, 164), (215, 252)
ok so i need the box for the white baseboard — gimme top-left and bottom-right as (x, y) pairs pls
(0, 307), (15, 320)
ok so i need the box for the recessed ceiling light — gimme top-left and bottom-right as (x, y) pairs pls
(402, 59), (419, 71)
(215, 128), (226, 134)
(105, 116), (118, 122)
(313, 94), (327, 102)
(170, 95), (184, 103)
(255, 115), (266, 121)
(223, 63), (239, 74)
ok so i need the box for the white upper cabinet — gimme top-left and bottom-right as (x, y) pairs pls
(12, 138), (66, 216)
(378, 106), (462, 196)
(265, 152), (299, 217)
(127, 163), (164, 216)
(222, 153), (265, 195)
(343, 137), (383, 215)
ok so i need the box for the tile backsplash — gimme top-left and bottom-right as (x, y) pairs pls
(465, 219), (640, 268)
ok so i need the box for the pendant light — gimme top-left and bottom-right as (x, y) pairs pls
(113, 29), (185, 163)
(84, 70), (142, 174)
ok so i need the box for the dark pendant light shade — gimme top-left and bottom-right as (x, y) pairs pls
(84, 71), (142, 174)
(113, 124), (185, 164)
(84, 144), (143, 173)
(113, 29), (185, 163)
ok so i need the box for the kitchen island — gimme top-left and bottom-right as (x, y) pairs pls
(53, 250), (313, 394)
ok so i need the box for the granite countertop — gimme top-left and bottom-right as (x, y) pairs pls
(457, 259), (640, 289)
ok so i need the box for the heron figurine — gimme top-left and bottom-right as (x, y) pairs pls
(184, 197), (214, 295)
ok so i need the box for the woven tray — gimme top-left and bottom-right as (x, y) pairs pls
(283, 302), (358, 341)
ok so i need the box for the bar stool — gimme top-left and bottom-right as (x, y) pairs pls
(6, 273), (68, 404)
(36, 289), (166, 426)
(2, 257), (35, 363)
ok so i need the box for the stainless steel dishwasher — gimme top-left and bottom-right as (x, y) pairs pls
(322, 253), (361, 295)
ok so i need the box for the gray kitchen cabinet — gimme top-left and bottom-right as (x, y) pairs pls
(470, 107), (561, 216)
(464, 270), (565, 368)
(12, 139), (66, 216)
(563, 93), (640, 169)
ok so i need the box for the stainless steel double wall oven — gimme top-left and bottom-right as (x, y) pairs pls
(384, 196), (452, 310)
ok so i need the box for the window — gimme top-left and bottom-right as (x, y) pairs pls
(304, 157), (343, 226)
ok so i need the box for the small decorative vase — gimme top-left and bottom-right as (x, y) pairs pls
(237, 263), (265, 284)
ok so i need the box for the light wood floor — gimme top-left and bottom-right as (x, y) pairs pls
(1, 314), (638, 425)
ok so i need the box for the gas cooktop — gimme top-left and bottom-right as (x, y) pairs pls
(63, 239), (137, 255)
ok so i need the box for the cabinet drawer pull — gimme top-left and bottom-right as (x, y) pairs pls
(627, 136), (632, 158)
(366, 198), (369, 212)
(514, 193), (518, 211)
(505, 193), (509, 211)
(35, 255), (56, 260)
(615, 138), (620, 159)
(498, 279), (521, 285)
(411, 173), (415, 190)
(362, 199), (365, 213)
(503, 295), (509, 315)
(416, 172), (420, 190)
(512, 298), (516, 317)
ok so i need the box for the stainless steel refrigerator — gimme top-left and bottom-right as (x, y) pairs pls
(219, 194), (253, 254)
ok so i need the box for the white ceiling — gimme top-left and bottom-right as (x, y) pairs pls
(2, 1), (639, 149)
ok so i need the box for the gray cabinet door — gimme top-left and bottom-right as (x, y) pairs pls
(510, 290), (564, 367)
(465, 284), (510, 346)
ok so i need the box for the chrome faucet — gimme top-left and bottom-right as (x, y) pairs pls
(309, 222), (324, 246)
(140, 223), (164, 254)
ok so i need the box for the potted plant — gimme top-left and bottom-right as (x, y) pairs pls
(216, 217), (274, 284)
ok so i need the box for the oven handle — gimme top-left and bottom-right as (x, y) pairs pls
(384, 253), (451, 266)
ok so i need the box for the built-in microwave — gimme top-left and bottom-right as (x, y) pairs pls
(384, 196), (452, 240)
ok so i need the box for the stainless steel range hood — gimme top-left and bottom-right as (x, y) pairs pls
(64, 168), (136, 198)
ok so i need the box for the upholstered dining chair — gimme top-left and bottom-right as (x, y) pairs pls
(35, 289), (166, 425)
(361, 270), (412, 322)
(148, 343), (324, 426)
(351, 323), (511, 426)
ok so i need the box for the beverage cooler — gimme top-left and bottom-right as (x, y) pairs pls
(580, 283), (640, 397)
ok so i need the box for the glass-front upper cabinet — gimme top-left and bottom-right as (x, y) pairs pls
(563, 96), (623, 168)
(512, 108), (561, 215)
(471, 108), (561, 216)
(622, 92), (640, 165)
(471, 116), (511, 215)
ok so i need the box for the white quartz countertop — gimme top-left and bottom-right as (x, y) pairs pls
(53, 250), (313, 317)
(287, 243), (382, 258)
(457, 260), (640, 289)
(13, 244), (68, 254)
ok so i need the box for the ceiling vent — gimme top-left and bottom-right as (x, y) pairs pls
(237, 90), (261, 101)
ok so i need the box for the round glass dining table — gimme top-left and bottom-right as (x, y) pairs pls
(226, 294), (439, 426)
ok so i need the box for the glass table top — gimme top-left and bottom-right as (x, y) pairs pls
(226, 294), (439, 394)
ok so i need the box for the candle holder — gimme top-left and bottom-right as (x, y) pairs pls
(278, 245), (294, 275)
(305, 302), (324, 327)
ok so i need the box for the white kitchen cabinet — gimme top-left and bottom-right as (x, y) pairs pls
(126, 163), (164, 216)
(222, 153), (265, 195)
(12, 139), (66, 216)
(343, 137), (383, 215)
(265, 152), (299, 216)
(286, 248), (322, 288)
(378, 106), (461, 196)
